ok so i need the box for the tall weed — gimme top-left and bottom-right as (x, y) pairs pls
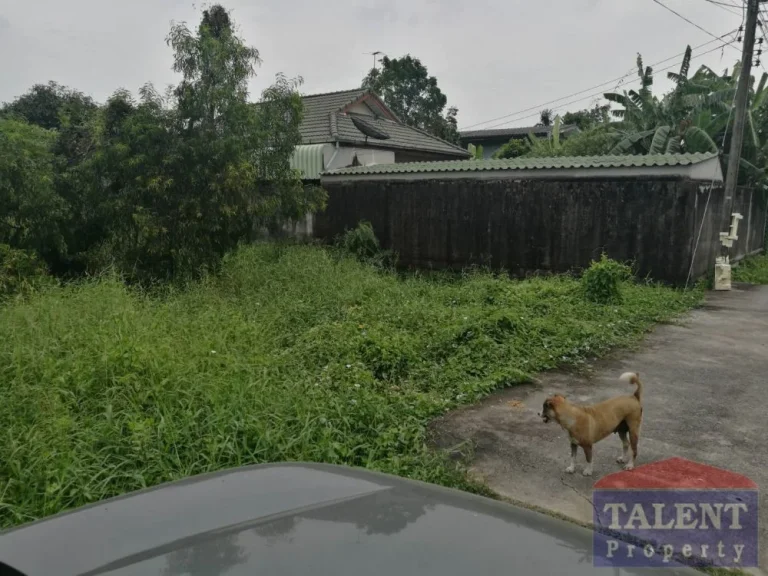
(0, 244), (701, 527)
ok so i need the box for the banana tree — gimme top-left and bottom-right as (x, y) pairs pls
(526, 114), (564, 155)
(604, 54), (665, 132)
(604, 46), (768, 185)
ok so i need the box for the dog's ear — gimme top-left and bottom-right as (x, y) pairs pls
(552, 395), (565, 405)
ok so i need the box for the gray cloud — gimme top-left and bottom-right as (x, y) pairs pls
(0, 0), (746, 129)
(353, 0), (400, 24)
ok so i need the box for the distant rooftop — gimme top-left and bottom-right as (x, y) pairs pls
(459, 125), (580, 141)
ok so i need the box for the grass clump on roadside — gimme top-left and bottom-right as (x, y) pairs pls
(581, 253), (634, 304)
(0, 244), (702, 528)
(733, 253), (768, 284)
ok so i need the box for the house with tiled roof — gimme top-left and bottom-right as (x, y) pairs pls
(290, 89), (470, 180)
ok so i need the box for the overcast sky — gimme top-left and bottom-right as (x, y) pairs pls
(0, 0), (750, 130)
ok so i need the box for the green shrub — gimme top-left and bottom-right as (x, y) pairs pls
(493, 138), (530, 159)
(0, 244), (52, 301)
(340, 221), (381, 260)
(339, 221), (398, 269)
(582, 253), (633, 304)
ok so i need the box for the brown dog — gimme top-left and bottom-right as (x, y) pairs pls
(540, 372), (643, 476)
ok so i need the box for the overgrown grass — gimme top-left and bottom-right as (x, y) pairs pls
(733, 253), (768, 284)
(0, 244), (702, 528)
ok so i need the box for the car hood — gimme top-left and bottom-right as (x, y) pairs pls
(0, 462), (696, 576)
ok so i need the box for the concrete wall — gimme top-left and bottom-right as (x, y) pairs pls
(314, 177), (766, 285)
(734, 187), (767, 260)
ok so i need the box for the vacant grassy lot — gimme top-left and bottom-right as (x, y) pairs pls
(0, 244), (702, 528)
(733, 253), (768, 284)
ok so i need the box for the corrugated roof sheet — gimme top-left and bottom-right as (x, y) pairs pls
(299, 89), (470, 158)
(289, 144), (329, 180)
(323, 153), (719, 176)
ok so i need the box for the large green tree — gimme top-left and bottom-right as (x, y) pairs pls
(362, 55), (460, 143)
(1, 81), (97, 132)
(0, 118), (67, 259)
(70, 4), (321, 281)
(0, 4), (325, 282)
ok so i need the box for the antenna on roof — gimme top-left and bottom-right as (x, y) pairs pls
(364, 51), (385, 72)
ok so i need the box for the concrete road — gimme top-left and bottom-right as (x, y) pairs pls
(432, 283), (768, 572)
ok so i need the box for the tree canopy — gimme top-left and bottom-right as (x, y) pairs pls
(0, 4), (325, 283)
(1, 82), (97, 131)
(0, 118), (65, 259)
(362, 55), (460, 144)
(562, 104), (611, 131)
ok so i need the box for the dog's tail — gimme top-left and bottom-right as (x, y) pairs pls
(620, 372), (642, 402)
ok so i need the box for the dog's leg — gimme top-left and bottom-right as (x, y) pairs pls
(617, 429), (629, 464)
(582, 444), (593, 476)
(626, 430), (639, 471)
(565, 443), (577, 473)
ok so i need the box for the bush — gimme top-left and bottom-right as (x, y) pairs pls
(582, 254), (633, 304)
(524, 125), (618, 159)
(493, 138), (530, 159)
(339, 221), (398, 269)
(340, 221), (381, 260)
(0, 244), (52, 301)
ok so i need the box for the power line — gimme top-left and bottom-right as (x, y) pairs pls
(702, 0), (743, 16)
(650, 0), (743, 51)
(703, 0), (742, 7)
(481, 36), (738, 130)
(461, 31), (738, 131)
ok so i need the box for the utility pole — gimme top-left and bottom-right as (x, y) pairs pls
(723, 0), (762, 207)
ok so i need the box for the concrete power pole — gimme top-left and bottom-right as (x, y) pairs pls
(723, 0), (762, 206)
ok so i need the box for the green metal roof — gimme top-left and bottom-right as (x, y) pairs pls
(322, 152), (719, 177)
(290, 144), (329, 180)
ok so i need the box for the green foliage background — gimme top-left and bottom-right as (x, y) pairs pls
(0, 5), (325, 284)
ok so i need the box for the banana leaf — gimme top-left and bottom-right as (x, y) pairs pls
(649, 126), (671, 154)
(684, 126), (718, 153)
(608, 129), (655, 155)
